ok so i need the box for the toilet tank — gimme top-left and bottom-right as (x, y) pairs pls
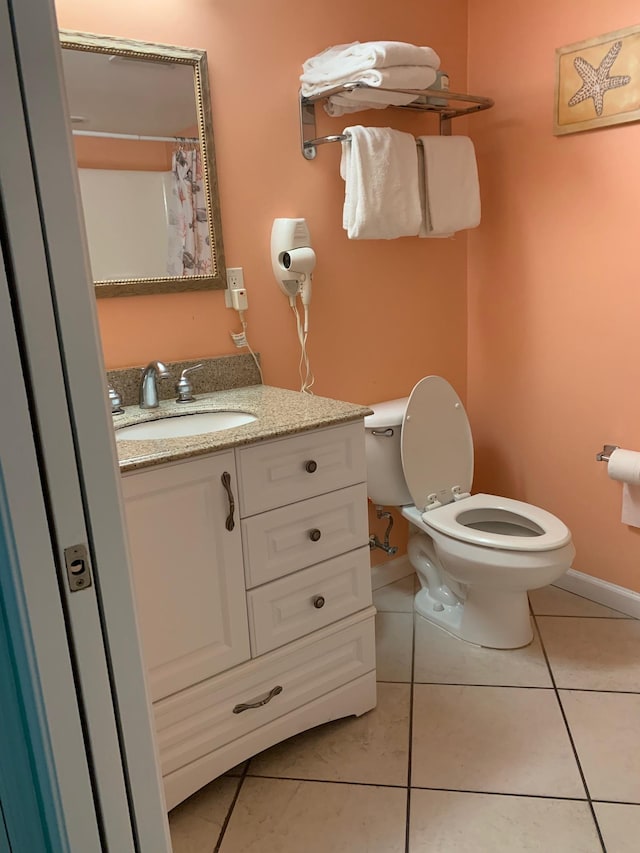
(364, 397), (413, 507)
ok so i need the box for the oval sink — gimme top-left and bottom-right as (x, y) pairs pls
(115, 411), (257, 441)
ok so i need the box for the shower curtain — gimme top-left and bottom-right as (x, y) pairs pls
(167, 146), (212, 277)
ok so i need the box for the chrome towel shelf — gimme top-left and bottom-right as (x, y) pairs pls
(300, 82), (494, 159)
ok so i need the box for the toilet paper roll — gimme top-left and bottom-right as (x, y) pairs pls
(607, 448), (640, 485)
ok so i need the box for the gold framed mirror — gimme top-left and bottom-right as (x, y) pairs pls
(59, 30), (226, 297)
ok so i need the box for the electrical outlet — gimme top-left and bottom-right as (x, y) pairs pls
(226, 267), (244, 290)
(225, 267), (245, 308)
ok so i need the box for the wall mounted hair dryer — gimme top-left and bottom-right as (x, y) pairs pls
(271, 218), (316, 309)
(271, 218), (316, 392)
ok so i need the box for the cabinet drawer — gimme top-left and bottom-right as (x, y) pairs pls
(247, 547), (372, 656)
(236, 422), (366, 517)
(153, 609), (376, 777)
(242, 483), (369, 588)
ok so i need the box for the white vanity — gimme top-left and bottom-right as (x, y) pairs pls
(116, 385), (376, 809)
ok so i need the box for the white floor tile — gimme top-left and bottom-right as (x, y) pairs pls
(537, 617), (640, 691)
(168, 775), (239, 853)
(413, 617), (551, 687)
(561, 690), (640, 803)
(219, 777), (407, 852)
(409, 789), (600, 852)
(375, 611), (413, 682)
(593, 802), (640, 852)
(529, 585), (629, 618)
(412, 685), (584, 797)
(248, 682), (410, 786)
(373, 576), (416, 612)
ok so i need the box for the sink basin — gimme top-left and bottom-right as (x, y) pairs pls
(115, 411), (257, 441)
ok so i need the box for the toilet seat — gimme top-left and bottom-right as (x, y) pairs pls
(400, 377), (571, 553)
(419, 493), (572, 552)
(401, 376), (473, 512)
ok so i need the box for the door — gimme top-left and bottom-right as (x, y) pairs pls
(1, 0), (170, 848)
(123, 454), (250, 702)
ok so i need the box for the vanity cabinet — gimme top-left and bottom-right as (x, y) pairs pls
(121, 421), (377, 810)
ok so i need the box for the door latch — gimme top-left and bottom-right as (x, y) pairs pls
(64, 544), (93, 592)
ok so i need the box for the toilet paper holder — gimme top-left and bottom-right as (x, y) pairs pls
(596, 444), (619, 462)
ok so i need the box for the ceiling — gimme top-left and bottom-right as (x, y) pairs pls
(61, 47), (198, 138)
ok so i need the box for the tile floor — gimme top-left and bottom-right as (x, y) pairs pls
(168, 579), (640, 852)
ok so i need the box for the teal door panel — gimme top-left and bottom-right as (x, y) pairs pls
(0, 468), (68, 853)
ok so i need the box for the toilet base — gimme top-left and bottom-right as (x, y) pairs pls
(414, 584), (533, 649)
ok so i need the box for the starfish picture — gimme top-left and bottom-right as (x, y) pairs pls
(568, 40), (631, 116)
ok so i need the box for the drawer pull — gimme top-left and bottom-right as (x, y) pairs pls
(305, 460), (318, 474)
(313, 595), (325, 609)
(232, 685), (283, 714)
(309, 528), (322, 542)
(221, 471), (235, 532)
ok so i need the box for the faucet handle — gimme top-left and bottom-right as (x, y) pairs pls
(175, 363), (203, 403)
(108, 384), (124, 415)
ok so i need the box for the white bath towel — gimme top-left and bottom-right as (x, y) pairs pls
(323, 66), (439, 116)
(340, 126), (422, 240)
(418, 136), (481, 237)
(301, 41), (441, 96)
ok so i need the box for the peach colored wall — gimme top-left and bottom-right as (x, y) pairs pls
(74, 135), (173, 170)
(467, 1), (640, 591)
(55, 0), (469, 414)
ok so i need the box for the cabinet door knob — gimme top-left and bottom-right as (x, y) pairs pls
(232, 685), (283, 714)
(221, 471), (236, 531)
(305, 460), (318, 474)
(313, 595), (325, 609)
(309, 528), (322, 542)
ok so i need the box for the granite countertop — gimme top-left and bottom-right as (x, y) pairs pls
(115, 385), (373, 473)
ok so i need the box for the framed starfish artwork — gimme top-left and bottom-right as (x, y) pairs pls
(554, 24), (640, 135)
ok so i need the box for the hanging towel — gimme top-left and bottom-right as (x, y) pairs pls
(340, 126), (422, 240)
(417, 136), (481, 237)
(300, 41), (441, 96)
(323, 66), (439, 116)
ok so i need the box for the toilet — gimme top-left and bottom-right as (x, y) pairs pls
(365, 376), (575, 648)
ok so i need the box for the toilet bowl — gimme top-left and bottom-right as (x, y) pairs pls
(365, 376), (575, 649)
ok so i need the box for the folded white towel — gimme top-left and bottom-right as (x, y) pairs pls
(322, 66), (439, 116)
(418, 136), (481, 237)
(301, 41), (440, 95)
(340, 126), (422, 240)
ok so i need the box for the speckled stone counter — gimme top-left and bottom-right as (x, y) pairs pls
(115, 385), (372, 473)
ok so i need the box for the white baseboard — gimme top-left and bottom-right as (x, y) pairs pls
(554, 569), (640, 619)
(371, 554), (413, 591)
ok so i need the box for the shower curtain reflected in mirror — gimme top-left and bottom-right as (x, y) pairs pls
(167, 145), (212, 277)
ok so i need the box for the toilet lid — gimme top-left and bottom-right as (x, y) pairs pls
(401, 376), (473, 511)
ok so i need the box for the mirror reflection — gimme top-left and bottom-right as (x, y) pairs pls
(60, 32), (226, 296)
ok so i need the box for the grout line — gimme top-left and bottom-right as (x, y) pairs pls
(410, 681), (640, 694)
(531, 609), (607, 853)
(532, 613), (632, 619)
(214, 762), (250, 853)
(242, 772), (407, 790)
(405, 611), (417, 853)
(410, 784), (591, 802)
(556, 687), (640, 695)
(409, 681), (555, 690)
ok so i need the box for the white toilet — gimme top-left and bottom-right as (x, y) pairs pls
(365, 375), (575, 649)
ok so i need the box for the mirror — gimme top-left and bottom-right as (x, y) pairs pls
(59, 30), (226, 297)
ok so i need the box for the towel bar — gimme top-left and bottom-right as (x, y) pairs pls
(300, 83), (494, 159)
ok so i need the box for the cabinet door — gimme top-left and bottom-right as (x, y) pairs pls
(122, 453), (249, 702)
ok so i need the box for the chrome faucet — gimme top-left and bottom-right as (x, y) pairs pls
(139, 360), (170, 409)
